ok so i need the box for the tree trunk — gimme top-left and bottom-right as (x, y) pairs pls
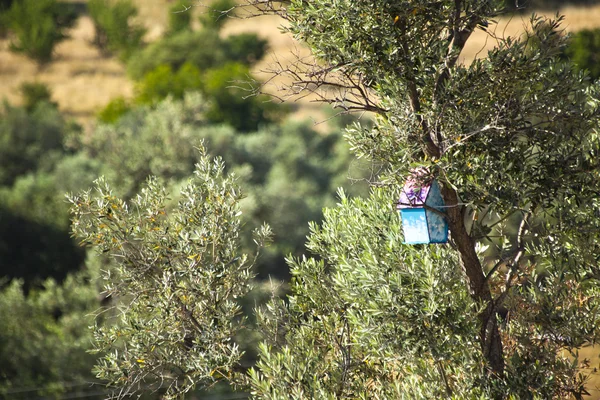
(441, 185), (505, 375)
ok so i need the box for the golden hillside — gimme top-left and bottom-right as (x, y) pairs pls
(1, 1), (600, 128)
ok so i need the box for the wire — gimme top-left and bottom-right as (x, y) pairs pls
(3, 381), (105, 395)
(396, 201), (471, 209)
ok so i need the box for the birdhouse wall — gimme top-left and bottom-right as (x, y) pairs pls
(424, 180), (448, 244)
(398, 178), (448, 244)
(400, 208), (431, 244)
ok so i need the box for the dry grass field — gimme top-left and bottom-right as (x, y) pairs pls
(461, 3), (600, 62)
(579, 345), (600, 399)
(1, 1), (600, 397)
(2, 1), (600, 126)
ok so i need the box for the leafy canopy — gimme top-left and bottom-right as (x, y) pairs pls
(564, 28), (600, 81)
(4, 0), (73, 64)
(83, 93), (365, 278)
(88, 0), (146, 60)
(70, 148), (272, 398)
(0, 270), (101, 399)
(71, 0), (600, 398)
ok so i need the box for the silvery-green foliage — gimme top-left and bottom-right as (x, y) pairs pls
(70, 147), (272, 399)
(244, 0), (600, 397)
(82, 92), (367, 278)
(249, 188), (490, 399)
(71, 0), (600, 397)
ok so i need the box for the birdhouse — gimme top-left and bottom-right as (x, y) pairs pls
(397, 171), (448, 244)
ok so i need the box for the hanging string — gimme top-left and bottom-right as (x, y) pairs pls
(396, 201), (471, 208)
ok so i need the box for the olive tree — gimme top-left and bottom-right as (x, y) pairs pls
(70, 147), (272, 398)
(71, 0), (600, 398)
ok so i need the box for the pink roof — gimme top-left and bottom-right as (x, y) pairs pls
(397, 168), (432, 209)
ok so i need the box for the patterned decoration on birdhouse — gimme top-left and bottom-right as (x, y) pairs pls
(397, 169), (448, 244)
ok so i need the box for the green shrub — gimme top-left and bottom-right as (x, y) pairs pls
(88, 0), (145, 60)
(0, 153), (104, 230)
(0, 101), (73, 186)
(0, 270), (99, 397)
(97, 96), (131, 123)
(167, 2), (192, 35)
(0, 172), (69, 231)
(53, 1), (81, 31)
(127, 29), (268, 80)
(20, 81), (56, 112)
(135, 64), (179, 105)
(51, 153), (105, 194)
(202, 62), (282, 131)
(564, 28), (600, 81)
(173, 62), (205, 95)
(198, 0), (235, 30)
(127, 29), (224, 79)
(1, 0), (78, 40)
(5, 0), (66, 64)
(224, 33), (268, 64)
(133, 60), (282, 131)
(134, 62), (202, 105)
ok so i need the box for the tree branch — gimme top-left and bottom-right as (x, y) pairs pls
(494, 210), (533, 308)
(258, 51), (387, 115)
(436, 360), (453, 398)
(440, 184), (504, 374)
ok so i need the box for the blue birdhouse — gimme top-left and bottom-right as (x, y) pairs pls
(397, 170), (448, 244)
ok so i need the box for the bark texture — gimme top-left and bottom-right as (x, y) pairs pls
(441, 185), (505, 375)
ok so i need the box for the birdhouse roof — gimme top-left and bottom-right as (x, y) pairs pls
(397, 169), (433, 209)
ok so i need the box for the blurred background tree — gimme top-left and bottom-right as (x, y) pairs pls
(0, 268), (102, 399)
(2, 0), (78, 64)
(564, 28), (600, 80)
(166, 2), (192, 36)
(88, 0), (146, 60)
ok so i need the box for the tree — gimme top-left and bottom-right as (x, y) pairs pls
(0, 100), (73, 187)
(82, 92), (366, 278)
(166, 2), (192, 36)
(4, 0), (76, 64)
(0, 266), (102, 399)
(126, 28), (267, 81)
(198, 0), (236, 30)
(0, 99), (87, 287)
(88, 0), (146, 60)
(19, 81), (57, 112)
(71, 0), (600, 398)
(70, 149), (273, 398)
(564, 28), (600, 81)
